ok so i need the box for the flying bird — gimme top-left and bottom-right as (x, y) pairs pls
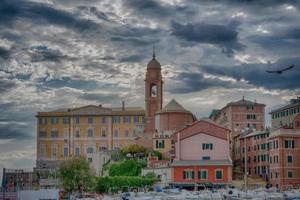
(266, 64), (295, 74)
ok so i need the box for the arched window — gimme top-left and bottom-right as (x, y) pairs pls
(87, 129), (93, 137)
(150, 84), (157, 97)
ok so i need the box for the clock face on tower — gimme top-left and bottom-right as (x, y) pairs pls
(151, 84), (157, 97)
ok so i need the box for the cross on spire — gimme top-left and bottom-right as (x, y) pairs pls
(152, 44), (155, 59)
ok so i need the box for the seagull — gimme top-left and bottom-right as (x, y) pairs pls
(266, 64), (295, 74)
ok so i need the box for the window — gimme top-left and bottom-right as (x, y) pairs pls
(63, 117), (69, 124)
(150, 84), (157, 97)
(183, 170), (194, 179)
(246, 106), (254, 110)
(51, 144), (57, 159)
(202, 156), (210, 160)
(39, 130), (47, 138)
(101, 128), (107, 137)
(202, 143), (213, 150)
(39, 144), (46, 158)
(285, 140), (295, 148)
(75, 129), (80, 138)
(156, 140), (165, 149)
(64, 147), (68, 157)
(288, 171), (293, 178)
(123, 116), (131, 124)
(114, 129), (119, 137)
(125, 129), (129, 138)
(287, 155), (293, 163)
(76, 116), (80, 124)
(87, 157), (93, 163)
(215, 170), (223, 180)
(134, 116), (139, 123)
(247, 114), (256, 120)
(113, 116), (120, 124)
(198, 170), (207, 180)
(87, 147), (94, 154)
(39, 117), (47, 125)
(87, 129), (93, 137)
(51, 129), (59, 138)
(51, 117), (59, 124)
(87, 117), (93, 124)
(101, 117), (107, 124)
(75, 147), (80, 156)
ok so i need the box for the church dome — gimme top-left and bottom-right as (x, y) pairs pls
(147, 58), (161, 69)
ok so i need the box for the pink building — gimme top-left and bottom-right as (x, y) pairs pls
(171, 120), (232, 189)
(211, 97), (265, 169)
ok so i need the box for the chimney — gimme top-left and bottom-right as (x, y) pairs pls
(122, 101), (125, 111)
(242, 96), (245, 101)
(254, 99), (257, 103)
(99, 104), (102, 107)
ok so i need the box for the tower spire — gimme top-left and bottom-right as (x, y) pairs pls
(152, 44), (155, 59)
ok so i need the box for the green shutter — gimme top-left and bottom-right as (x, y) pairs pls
(216, 170), (222, 179)
(202, 144), (205, 150)
(288, 156), (293, 163)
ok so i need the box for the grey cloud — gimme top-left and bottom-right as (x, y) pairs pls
(0, 47), (10, 59)
(168, 72), (233, 94)
(30, 45), (72, 63)
(79, 92), (121, 102)
(200, 57), (300, 90)
(0, 0), (100, 33)
(171, 21), (245, 57)
(0, 78), (17, 93)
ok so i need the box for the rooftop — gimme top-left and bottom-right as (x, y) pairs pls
(270, 97), (300, 114)
(157, 99), (192, 114)
(171, 160), (232, 167)
(269, 128), (300, 139)
(241, 129), (270, 139)
(226, 97), (265, 107)
(37, 104), (145, 116)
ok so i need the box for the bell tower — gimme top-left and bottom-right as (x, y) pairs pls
(145, 46), (163, 133)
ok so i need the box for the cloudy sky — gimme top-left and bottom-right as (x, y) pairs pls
(0, 0), (300, 177)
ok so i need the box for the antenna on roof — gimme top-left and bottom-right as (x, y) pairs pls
(152, 44), (155, 59)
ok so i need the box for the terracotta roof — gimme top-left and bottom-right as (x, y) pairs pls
(37, 105), (145, 116)
(147, 58), (161, 69)
(171, 160), (232, 167)
(226, 98), (265, 107)
(156, 99), (191, 114)
(173, 119), (230, 141)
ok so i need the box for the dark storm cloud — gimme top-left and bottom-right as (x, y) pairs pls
(200, 57), (300, 90)
(0, 123), (31, 140)
(39, 77), (98, 90)
(123, 0), (196, 19)
(119, 54), (145, 62)
(30, 45), (73, 63)
(0, 78), (17, 93)
(171, 21), (245, 57)
(0, 0), (99, 32)
(0, 47), (10, 59)
(169, 72), (233, 94)
(249, 27), (300, 52)
(110, 26), (161, 46)
(79, 92), (121, 102)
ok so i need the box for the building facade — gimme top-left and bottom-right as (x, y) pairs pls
(270, 97), (300, 129)
(171, 120), (232, 189)
(211, 97), (265, 168)
(36, 105), (144, 169)
(268, 128), (300, 189)
(240, 130), (270, 181)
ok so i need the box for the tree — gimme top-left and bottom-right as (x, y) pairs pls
(121, 144), (147, 157)
(109, 160), (142, 176)
(58, 157), (95, 193)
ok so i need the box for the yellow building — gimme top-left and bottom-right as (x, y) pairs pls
(36, 104), (144, 169)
